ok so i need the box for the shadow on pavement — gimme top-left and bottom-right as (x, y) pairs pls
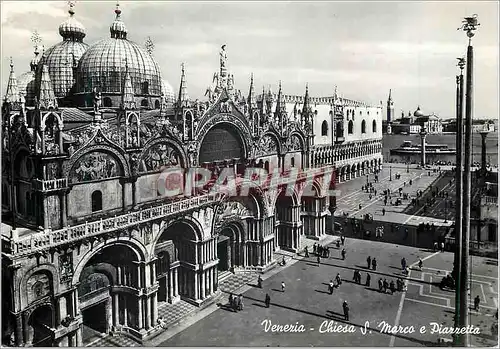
(314, 289), (331, 295)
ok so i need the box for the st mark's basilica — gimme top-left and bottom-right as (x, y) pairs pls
(1, 3), (383, 346)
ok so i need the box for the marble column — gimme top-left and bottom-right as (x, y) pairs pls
(137, 297), (144, 330)
(113, 293), (120, 328)
(14, 313), (23, 346)
(201, 271), (206, 299)
(145, 296), (152, 329)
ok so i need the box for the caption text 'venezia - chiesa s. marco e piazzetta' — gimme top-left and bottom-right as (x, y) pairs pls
(1, 2), (383, 346)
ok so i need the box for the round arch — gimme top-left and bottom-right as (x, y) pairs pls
(196, 117), (251, 162)
(198, 122), (247, 163)
(72, 239), (147, 285)
(138, 137), (188, 172)
(19, 264), (60, 310)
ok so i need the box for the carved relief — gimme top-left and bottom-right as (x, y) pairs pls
(26, 272), (51, 304)
(255, 135), (278, 157)
(215, 201), (250, 227)
(69, 152), (120, 183)
(287, 136), (302, 152)
(140, 143), (181, 172)
(59, 252), (73, 283)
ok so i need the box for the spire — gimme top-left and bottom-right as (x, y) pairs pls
(110, 1), (127, 39)
(38, 64), (58, 109)
(275, 80), (284, 114)
(247, 73), (256, 107)
(30, 30), (42, 71)
(4, 58), (21, 107)
(388, 88), (393, 101)
(178, 63), (189, 105)
(121, 62), (135, 109)
(303, 83), (312, 113)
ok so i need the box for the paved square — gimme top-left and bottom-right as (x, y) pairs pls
(158, 238), (498, 347)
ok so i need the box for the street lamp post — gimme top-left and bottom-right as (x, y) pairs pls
(453, 56), (465, 347)
(457, 14), (479, 347)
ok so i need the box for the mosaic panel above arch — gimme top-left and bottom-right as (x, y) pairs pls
(140, 142), (183, 173)
(69, 151), (122, 183)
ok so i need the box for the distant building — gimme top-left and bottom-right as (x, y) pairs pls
(387, 106), (443, 135)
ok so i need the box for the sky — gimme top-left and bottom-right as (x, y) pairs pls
(1, 1), (498, 119)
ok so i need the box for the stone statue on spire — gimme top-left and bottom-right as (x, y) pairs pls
(220, 45), (227, 70)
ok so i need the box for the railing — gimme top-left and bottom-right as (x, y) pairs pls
(445, 236), (497, 251)
(482, 196), (498, 204)
(32, 178), (68, 191)
(12, 192), (223, 257)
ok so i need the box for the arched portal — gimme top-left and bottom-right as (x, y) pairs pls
(155, 221), (201, 303)
(77, 244), (141, 343)
(217, 223), (244, 272)
(275, 189), (300, 251)
(199, 123), (245, 163)
(28, 304), (54, 347)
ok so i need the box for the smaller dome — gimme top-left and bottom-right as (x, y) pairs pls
(17, 71), (36, 106)
(59, 4), (86, 41)
(413, 106), (424, 117)
(162, 79), (175, 104)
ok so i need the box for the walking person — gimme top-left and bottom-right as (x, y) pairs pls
(341, 248), (346, 260)
(365, 273), (371, 287)
(440, 242), (445, 252)
(313, 243), (317, 255)
(336, 273), (342, 287)
(367, 256), (372, 269)
(378, 278), (383, 292)
(474, 295), (481, 311)
(257, 275), (263, 288)
(265, 293), (271, 308)
(317, 255), (321, 266)
(228, 293), (236, 312)
(389, 280), (396, 295)
(372, 258), (377, 271)
(383, 279), (389, 293)
(401, 257), (407, 271)
(281, 281), (286, 293)
(336, 239), (340, 248)
(418, 258), (423, 270)
(329, 280), (334, 295)
(304, 246), (309, 258)
(237, 294), (244, 311)
(342, 301), (350, 321)
(341, 235), (345, 245)
(382, 208), (385, 216)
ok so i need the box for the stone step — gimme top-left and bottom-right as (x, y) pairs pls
(218, 270), (232, 282)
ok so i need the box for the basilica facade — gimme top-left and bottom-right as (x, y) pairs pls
(1, 3), (382, 346)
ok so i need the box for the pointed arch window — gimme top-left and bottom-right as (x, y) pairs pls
(91, 190), (102, 212)
(372, 120), (377, 133)
(321, 120), (328, 136)
(348, 120), (354, 134)
(361, 120), (366, 134)
(291, 157), (295, 168)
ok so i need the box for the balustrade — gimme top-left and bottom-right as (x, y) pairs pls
(32, 178), (68, 191)
(12, 193), (222, 256)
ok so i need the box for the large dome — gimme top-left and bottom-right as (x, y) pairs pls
(75, 6), (162, 96)
(42, 41), (89, 98)
(41, 4), (88, 99)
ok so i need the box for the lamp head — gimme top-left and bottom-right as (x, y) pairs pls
(458, 14), (480, 38)
(457, 57), (466, 70)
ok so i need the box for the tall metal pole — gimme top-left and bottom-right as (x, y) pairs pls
(453, 59), (465, 347)
(459, 14), (479, 347)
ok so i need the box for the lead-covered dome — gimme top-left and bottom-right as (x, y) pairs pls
(413, 106), (424, 117)
(41, 3), (88, 99)
(75, 5), (162, 96)
(162, 79), (175, 104)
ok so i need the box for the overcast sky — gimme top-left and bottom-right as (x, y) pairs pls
(1, 1), (498, 119)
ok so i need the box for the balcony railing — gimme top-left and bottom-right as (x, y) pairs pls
(32, 178), (68, 191)
(482, 196), (498, 204)
(12, 192), (223, 257)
